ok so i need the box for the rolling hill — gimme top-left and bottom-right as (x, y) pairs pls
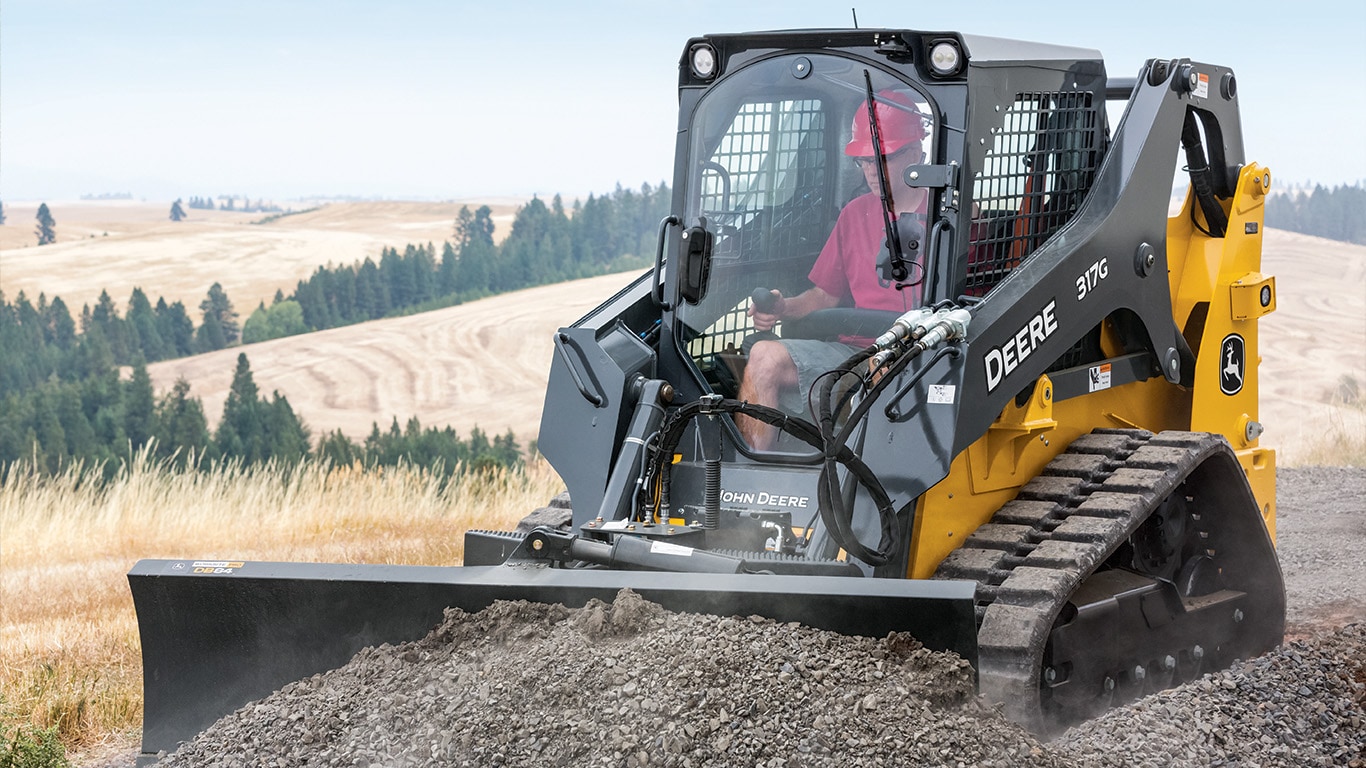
(146, 271), (636, 449)
(0, 199), (524, 312)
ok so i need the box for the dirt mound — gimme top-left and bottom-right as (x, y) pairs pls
(159, 589), (1052, 768)
(1053, 623), (1366, 767)
(153, 587), (1364, 768)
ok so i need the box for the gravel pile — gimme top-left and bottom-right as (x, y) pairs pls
(129, 468), (1365, 768)
(157, 590), (1364, 768)
(1054, 624), (1365, 767)
(159, 590), (1065, 768)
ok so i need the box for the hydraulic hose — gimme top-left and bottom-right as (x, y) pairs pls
(814, 308), (971, 563)
(642, 309), (968, 568)
(642, 396), (902, 566)
(1181, 110), (1228, 238)
(815, 346), (901, 565)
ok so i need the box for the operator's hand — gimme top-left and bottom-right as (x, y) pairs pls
(747, 289), (785, 332)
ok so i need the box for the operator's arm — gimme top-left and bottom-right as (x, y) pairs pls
(747, 286), (840, 331)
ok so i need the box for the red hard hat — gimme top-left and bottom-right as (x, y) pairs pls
(845, 91), (927, 157)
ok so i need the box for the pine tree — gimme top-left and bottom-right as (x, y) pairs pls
(34, 389), (67, 472)
(71, 325), (116, 380)
(195, 313), (226, 353)
(438, 242), (459, 296)
(199, 282), (239, 345)
(454, 206), (498, 295)
(356, 258), (388, 318)
(155, 299), (197, 357)
(155, 377), (209, 466)
(44, 297), (77, 350)
(493, 429), (521, 467)
(90, 290), (133, 364)
(215, 353), (264, 462)
(58, 383), (102, 467)
(127, 288), (168, 361)
(35, 203), (56, 245)
(379, 247), (412, 307)
(123, 360), (157, 453)
(169, 199), (187, 222)
(263, 393), (310, 464)
(316, 429), (359, 467)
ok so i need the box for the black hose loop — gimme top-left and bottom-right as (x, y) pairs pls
(703, 457), (721, 529)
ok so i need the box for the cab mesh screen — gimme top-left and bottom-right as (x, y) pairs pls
(698, 99), (828, 262)
(689, 99), (829, 372)
(967, 91), (1103, 296)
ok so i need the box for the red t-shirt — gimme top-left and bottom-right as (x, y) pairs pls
(808, 193), (924, 329)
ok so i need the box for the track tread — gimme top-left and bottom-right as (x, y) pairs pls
(932, 429), (1266, 730)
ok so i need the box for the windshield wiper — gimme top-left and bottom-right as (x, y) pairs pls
(862, 70), (909, 283)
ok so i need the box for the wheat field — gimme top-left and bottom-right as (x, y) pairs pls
(0, 199), (525, 312)
(0, 452), (564, 762)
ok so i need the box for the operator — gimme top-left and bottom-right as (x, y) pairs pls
(738, 92), (930, 450)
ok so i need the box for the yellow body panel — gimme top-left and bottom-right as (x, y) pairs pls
(909, 375), (1193, 578)
(907, 164), (1278, 578)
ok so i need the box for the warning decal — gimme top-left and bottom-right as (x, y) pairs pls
(1194, 73), (1210, 99)
(927, 384), (956, 404)
(1088, 363), (1112, 392)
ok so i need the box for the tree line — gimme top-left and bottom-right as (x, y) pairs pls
(0, 350), (519, 480)
(1265, 182), (1365, 245)
(0, 285), (240, 400)
(2, 182), (670, 478)
(255, 183), (670, 341)
(5, 182), (670, 395)
(185, 195), (284, 213)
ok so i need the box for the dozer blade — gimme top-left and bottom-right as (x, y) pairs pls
(129, 558), (976, 761)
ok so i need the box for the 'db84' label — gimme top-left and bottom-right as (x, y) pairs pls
(191, 560), (245, 574)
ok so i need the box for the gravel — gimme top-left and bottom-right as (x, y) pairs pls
(1273, 467), (1366, 627)
(1052, 625), (1365, 767)
(119, 468), (1366, 767)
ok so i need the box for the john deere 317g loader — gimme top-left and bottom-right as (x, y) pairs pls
(130, 26), (1284, 761)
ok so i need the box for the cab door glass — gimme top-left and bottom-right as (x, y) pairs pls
(676, 54), (935, 408)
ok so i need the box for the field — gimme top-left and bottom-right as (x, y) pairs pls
(0, 455), (564, 763)
(0, 199), (525, 312)
(1255, 232), (1366, 464)
(143, 271), (636, 447)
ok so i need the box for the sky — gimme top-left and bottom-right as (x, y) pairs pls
(2, 0), (1363, 203)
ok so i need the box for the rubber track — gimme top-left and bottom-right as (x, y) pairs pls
(933, 429), (1236, 729)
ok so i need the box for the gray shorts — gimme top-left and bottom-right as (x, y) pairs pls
(775, 339), (862, 417)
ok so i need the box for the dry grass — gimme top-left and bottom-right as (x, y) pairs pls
(1294, 374), (1366, 467)
(0, 451), (564, 759)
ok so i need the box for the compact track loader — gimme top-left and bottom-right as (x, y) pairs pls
(130, 27), (1284, 761)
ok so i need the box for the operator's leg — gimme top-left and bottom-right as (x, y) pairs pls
(737, 339), (798, 450)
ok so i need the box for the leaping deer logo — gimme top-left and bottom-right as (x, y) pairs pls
(1223, 345), (1242, 387)
(1220, 335), (1245, 395)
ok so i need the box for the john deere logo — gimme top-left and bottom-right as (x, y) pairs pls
(1219, 334), (1244, 395)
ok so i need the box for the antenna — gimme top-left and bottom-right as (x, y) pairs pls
(851, 8), (859, 28)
